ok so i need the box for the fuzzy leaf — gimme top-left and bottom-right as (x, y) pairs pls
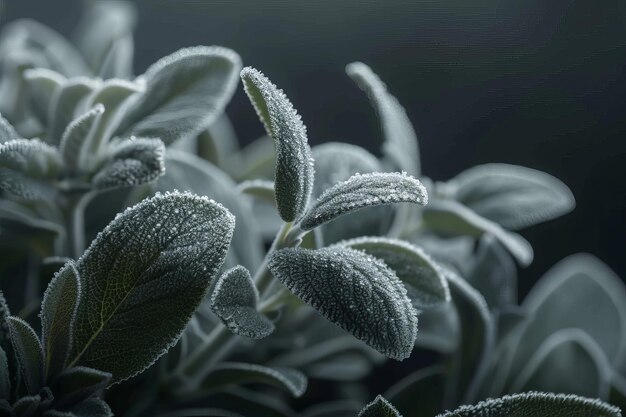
(41, 261), (81, 380)
(238, 179), (276, 205)
(268, 247), (418, 360)
(384, 366), (445, 417)
(0, 139), (62, 200)
(340, 237), (449, 310)
(210, 266), (274, 339)
(240, 67), (314, 222)
(300, 172), (427, 231)
(359, 395), (403, 417)
(23, 68), (65, 123)
(67, 191), (235, 383)
(69, 397), (113, 417)
(120, 46), (241, 145)
(8, 316), (43, 394)
(445, 163), (575, 230)
(0, 114), (19, 143)
(48, 77), (99, 144)
(347, 62), (420, 176)
(0, 347), (9, 400)
(436, 392), (622, 417)
(59, 105), (105, 171)
(53, 366), (112, 409)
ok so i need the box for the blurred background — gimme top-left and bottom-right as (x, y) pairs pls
(2, 0), (625, 302)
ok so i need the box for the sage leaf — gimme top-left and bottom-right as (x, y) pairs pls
(268, 247), (418, 360)
(40, 261), (80, 380)
(23, 68), (65, 123)
(7, 316), (43, 394)
(0, 347), (9, 400)
(53, 366), (112, 409)
(0, 114), (19, 143)
(121, 46), (241, 145)
(300, 172), (428, 231)
(359, 395), (402, 417)
(240, 67), (314, 222)
(413, 303), (459, 354)
(59, 105), (104, 171)
(230, 135), (275, 181)
(445, 163), (575, 230)
(210, 266), (274, 339)
(436, 392), (622, 417)
(422, 200), (533, 266)
(48, 77), (99, 144)
(384, 366), (445, 417)
(67, 191), (235, 383)
(0, 139), (62, 200)
(347, 62), (420, 176)
(69, 397), (113, 417)
(238, 179), (276, 206)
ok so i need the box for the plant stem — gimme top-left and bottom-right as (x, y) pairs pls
(63, 190), (96, 259)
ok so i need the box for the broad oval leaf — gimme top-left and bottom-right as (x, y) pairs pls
(67, 191), (235, 383)
(210, 266), (274, 339)
(436, 392), (622, 417)
(300, 172), (428, 231)
(445, 163), (575, 230)
(8, 316), (43, 394)
(268, 247), (418, 360)
(339, 237), (449, 310)
(240, 67), (314, 222)
(359, 395), (402, 417)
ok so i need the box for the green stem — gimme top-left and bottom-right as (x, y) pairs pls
(64, 191), (96, 259)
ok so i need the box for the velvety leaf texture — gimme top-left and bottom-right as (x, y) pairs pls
(241, 67), (315, 222)
(48, 77), (99, 144)
(268, 247), (418, 360)
(359, 395), (403, 417)
(0, 347), (9, 400)
(210, 266), (274, 339)
(59, 104), (105, 171)
(67, 191), (235, 382)
(0, 114), (19, 143)
(8, 316), (43, 394)
(436, 392), (622, 417)
(300, 172), (428, 231)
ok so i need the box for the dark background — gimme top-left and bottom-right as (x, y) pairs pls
(2, 0), (626, 296)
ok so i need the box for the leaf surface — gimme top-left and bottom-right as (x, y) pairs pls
(359, 395), (403, 417)
(8, 316), (43, 394)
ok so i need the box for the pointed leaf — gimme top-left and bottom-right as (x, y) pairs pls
(67, 191), (235, 383)
(359, 395), (403, 417)
(210, 266), (274, 339)
(53, 366), (112, 409)
(240, 67), (314, 222)
(7, 316), (43, 394)
(0, 114), (19, 143)
(268, 247), (418, 360)
(59, 105), (105, 170)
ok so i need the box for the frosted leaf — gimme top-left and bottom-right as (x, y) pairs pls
(23, 68), (65, 124)
(444, 163), (575, 230)
(48, 77), (99, 144)
(339, 237), (449, 310)
(93, 137), (165, 190)
(53, 366), (112, 408)
(241, 67), (315, 222)
(238, 179), (276, 205)
(40, 261), (80, 380)
(422, 200), (533, 266)
(7, 316), (43, 394)
(59, 104), (104, 171)
(300, 172), (428, 231)
(0, 348), (8, 400)
(0, 139), (62, 200)
(67, 191), (235, 383)
(347, 62), (420, 176)
(436, 392), (622, 417)
(359, 395), (403, 417)
(200, 362), (307, 397)
(120, 46), (242, 145)
(210, 266), (274, 339)
(268, 247), (418, 360)
(0, 114), (19, 144)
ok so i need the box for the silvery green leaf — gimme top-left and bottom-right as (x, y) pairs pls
(444, 163), (575, 230)
(422, 200), (533, 266)
(347, 62), (420, 176)
(304, 352), (373, 382)
(59, 105), (105, 171)
(229, 135), (275, 181)
(7, 316), (43, 394)
(414, 303), (459, 354)
(359, 395), (402, 417)
(0, 114), (19, 143)
(23, 68), (65, 124)
(511, 328), (611, 398)
(53, 366), (112, 409)
(98, 35), (134, 80)
(384, 366), (445, 417)
(300, 172), (428, 231)
(210, 266), (274, 339)
(92, 137), (165, 190)
(0, 347), (9, 400)
(240, 67), (314, 222)
(238, 179), (276, 205)
(40, 261), (80, 380)
(0, 139), (62, 200)
(120, 46), (241, 145)
(48, 77), (100, 144)
(69, 397), (113, 417)
(195, 114), (240, 167)
(67, 191), (235, 383)
(339, 237), (449, 310)
(268, 247), (418, 360)
(198, 362), (307, 397)
(436, 392), (622, 417)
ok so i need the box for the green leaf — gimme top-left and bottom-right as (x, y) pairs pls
(444, 163), (575, 230)
(359, 395), (403, 417)
(413, 303), (459, 354)
(240, 67), (314, 222)
(0, 114), (19, 143)
(268, 247), (418, 360)
(300, 172), (428, 231)
(7, 316), (43, 394)
(48, 77), (99, 145)
(384, 366), (445, 417)
(23, 68), (65, 123)
(40, 261), (80, 380)
(198, 362), (307, 397)
(92, 137), (165, 190)
(347, 62), (420, 176)
(69, 397), (113, 417)
(210, 266), (274, 339)
(59, 105), (105, 171)
(229, 135), (275, 181)
(435, 392), (622, 417)
(339, 237), (449, 310)
(0, 347), (10, 400)
(120, 46), (241, 145)
(238, 179), (276, 205)
(422, 200), (533, 266)
(52, 366), (112, 409)
(67, 191), (235, 383)
(0, 139), (62, 200)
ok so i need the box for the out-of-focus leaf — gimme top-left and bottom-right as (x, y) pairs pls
(229, 135), (275, 181)
(23, 68), (65, 123)
(197, 114), (240, 167)
(414, 303), (459, 354)
(384, 366), (445, 417)
(48, 77), (99, 144)
(359, 395), (403, 417)
(8, 316), (43, 394)
(201, 387), (294, 417)
(0, 347), (9, 400)
(0, 114), (19, 143)
(299, 400), (362, 417)
(53, 366), (111, 409)
(238, 179), (275, 205)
